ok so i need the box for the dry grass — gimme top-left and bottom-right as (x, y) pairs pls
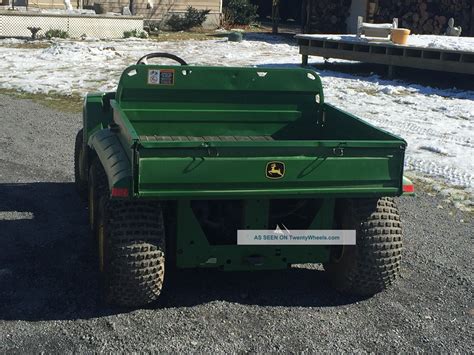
(0, 88), (82, 113)
(148, 23), (269, 42)
(150, 30), (216, 42)
(2, 41), (52, 49)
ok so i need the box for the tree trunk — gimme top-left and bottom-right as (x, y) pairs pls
(272, 0), (280, 34)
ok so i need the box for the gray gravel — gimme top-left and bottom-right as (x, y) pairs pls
(0, 94), (472, 352)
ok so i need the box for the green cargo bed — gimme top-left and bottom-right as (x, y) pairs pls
(101, 65), (406, 199)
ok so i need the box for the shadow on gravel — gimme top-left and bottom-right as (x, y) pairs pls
(0, 182), (113, 322)
(158, 268), (363, 309)
(0, 182), (361, 321)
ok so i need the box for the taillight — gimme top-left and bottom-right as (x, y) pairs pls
(403, 183), (414, 193)
(111, 187), (129, 197)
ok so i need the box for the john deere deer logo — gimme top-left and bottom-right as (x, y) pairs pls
(266, 161), (285, 179)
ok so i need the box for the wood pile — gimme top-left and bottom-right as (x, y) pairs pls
(374, 0), (472, 35)
(302, 0), (352, 33)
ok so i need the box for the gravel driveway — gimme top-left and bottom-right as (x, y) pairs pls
(0, 94), (472, 352)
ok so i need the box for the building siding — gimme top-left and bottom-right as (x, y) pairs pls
(27, 0), (221, 14)
(15, 0), (221, 28)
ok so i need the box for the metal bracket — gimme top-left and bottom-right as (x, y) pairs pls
(333, 147), (344, 156)
(201, 142), (219, 157)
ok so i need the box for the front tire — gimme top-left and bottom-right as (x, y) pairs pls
(100, 201), (166, 307)
(324, 197), (403, 296)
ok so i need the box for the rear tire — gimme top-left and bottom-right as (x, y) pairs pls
(100, 201), (166, 307)
(88, 158), (108, 234)
(74, 129), (87, 200)
(324, 197), (403, 296)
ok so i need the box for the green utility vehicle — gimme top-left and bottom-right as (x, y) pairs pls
(74, 53), (414, 307)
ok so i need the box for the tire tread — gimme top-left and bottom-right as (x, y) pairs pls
(103, 201), (165, 307)
(325, 197), (403, 296)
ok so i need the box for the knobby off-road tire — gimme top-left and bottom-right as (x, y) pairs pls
(88, 158), (108, 234)
(74, 129), (87, 200)
(101, 201), (166, 307)
(324, 197), (403, 296)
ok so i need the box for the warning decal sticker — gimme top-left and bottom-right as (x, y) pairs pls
(148, 69), (175, 85)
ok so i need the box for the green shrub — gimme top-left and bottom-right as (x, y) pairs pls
(144, 20), (161, 34)
(223, 0), (258, 25)
(123, 29), (149, 39)
(44, 29), (69, 39)
(167, 6), (211, 31)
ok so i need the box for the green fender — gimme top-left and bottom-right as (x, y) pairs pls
(88, 129), (133, 195)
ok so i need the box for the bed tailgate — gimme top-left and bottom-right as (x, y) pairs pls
(136, 139), (406, 199)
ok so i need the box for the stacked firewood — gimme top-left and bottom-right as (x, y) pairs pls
(374, 0), (472, 35)
(302, 0), (352, 33)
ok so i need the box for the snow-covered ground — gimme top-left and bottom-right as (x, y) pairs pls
(0, 34), (472, 204)
(407, 34), (474, 51)
(296, 33), (474, 52)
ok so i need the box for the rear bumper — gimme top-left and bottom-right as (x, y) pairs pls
(138, 186), (400, 199)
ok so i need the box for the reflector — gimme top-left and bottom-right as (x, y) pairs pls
(111, 187), (129, 197)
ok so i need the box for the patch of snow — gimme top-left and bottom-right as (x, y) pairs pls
(0, 38), (26, 45)
(0, 34), (472, 196)
(296, 34), (375, 43)
(407, 35), (474, 52)
(296, 34), (474, 52)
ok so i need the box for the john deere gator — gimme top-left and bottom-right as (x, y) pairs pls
(74, 53), (414, 307)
